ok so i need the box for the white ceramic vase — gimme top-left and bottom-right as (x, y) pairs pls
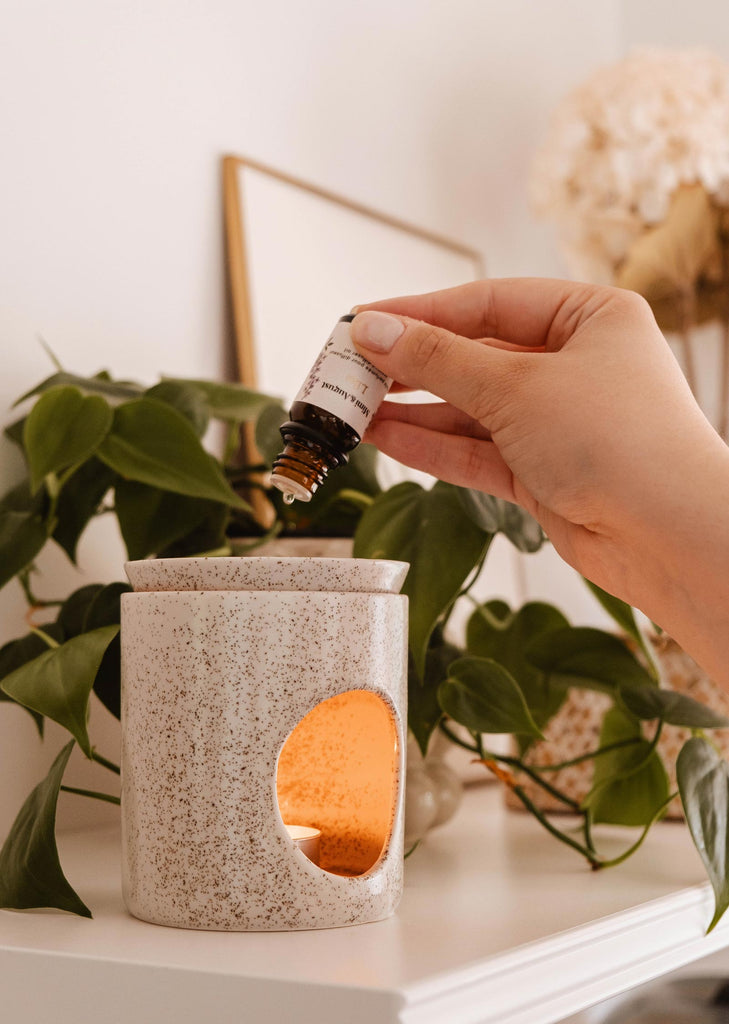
(121, 556), (408, 931)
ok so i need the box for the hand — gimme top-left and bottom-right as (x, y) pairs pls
(350, 278), (729, 683)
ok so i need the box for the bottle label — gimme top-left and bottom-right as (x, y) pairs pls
(293, 319), (392, 438)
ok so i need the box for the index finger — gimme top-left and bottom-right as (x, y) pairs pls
(355, 276), (608, 350)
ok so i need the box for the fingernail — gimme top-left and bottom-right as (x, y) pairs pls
(349, 304), (360, 314)
(351, 311), (405, 353)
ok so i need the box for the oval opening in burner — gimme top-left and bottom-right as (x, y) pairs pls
(277, 690), (398, 876)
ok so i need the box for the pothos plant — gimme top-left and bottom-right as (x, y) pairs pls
(1, 365), (729, 931)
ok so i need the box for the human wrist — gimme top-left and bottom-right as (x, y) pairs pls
(628, 436), (729, 685)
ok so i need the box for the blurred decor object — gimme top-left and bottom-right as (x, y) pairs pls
(531, 47), (729, 438)
(404, 732), (463, 849)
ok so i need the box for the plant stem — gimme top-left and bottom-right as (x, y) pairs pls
(483, 749), (582, 811)
(29, 626), (60, 649)
(595, 792), (677, 869)
(509, 782), (600, 867)
(639, 632), (661, 685)
(480, 753), (672, 872)
(17, 568), (63, 611)
(330, 489), (374, 510)
(231, 519), (284, 553)
(469, 725), (675, 873)
(441, 536), (493, 631)
(439, 719), (479, 753)
(44, 471), (60, 501)
(465, 594), (510, 631)
(468, 729), (582, 812)
(38, 335), (64, 371)
(91, 750), (121, 775)
(60, 785), (120, 806)
(189, 545), (233, 558)
(56, 465), (80, 490)
(586, 721), (664, 809)
(583, 807), (596, 856)
(441, 709), (666, 864)
(474, 732), (601, 860)
(619, 718), (664, 778)
(645, 719), (663, 756)
(223, 421), (242, 466)
(529, 736), (643, 772)
(459, 536), (492, 600)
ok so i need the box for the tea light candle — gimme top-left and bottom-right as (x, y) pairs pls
(285, 824), (321, 866)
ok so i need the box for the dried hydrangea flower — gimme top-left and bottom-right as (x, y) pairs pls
(531, 47), (729, 283)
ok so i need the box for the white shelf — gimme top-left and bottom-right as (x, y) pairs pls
(2, 784), (729, 1024)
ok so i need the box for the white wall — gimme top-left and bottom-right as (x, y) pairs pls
(622, 0), (729, 55)
(0, 0), (626, 836)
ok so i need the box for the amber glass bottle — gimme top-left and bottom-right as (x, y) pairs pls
(271, 314), (391, 503)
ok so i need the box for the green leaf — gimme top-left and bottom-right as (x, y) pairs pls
(115, 478), (227, 560)
(23, 386), (113, 493)
(0, 481), (49, 590)
(96, 398), (248, 509)
(4, 416), (26, 450)
(145, 381), (210, 437)
(158, 501), (230, 558)
(0, 625), (65, 677)
(0, 740), (91, 916)
(0, 624), (65, 736)
(526, 627), (656, 693)
(162, 377), (278, 422)
(583, 578), (658, 675)
(85, 583), (129, 720)
(438, 656), (543, 737)
(15, 370), (142, 405)
(456, 487), (544, 552)
(678, 737), (729, 932)
(56, 584), (105, 638)
(83, 582), (129, 631)
(583, 579), (641, 644)
(619, 685), (729, 729)
(52, 457), (117, 563)
(37, 336), (64, 371)
(467, 600), (569, 745)
(409, 636), (462, 756)
(0, 625), (119, 757)
(254, 401), (288, 466)
(354, 481), (491, 677)
(584, 707), (669, 826)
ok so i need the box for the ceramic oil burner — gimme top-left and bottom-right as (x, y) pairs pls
(121, 557), (408, 931)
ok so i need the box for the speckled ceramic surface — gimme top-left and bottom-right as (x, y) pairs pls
(124, 555), (408, 595)
(120, 569), (408, 932)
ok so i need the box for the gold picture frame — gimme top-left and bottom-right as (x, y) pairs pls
(222, 154), (484, 516)
(223, 153), (484, 392)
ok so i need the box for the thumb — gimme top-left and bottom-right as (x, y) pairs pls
(350, 310), (518, 424)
